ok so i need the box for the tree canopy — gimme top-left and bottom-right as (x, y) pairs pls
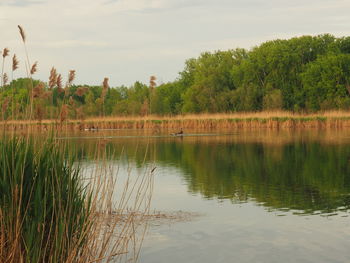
(1, 34), (350, 119)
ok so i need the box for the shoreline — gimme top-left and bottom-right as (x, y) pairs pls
(2, 111), (350, 131)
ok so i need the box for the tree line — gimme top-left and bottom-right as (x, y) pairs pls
(1, 34), (350, 119)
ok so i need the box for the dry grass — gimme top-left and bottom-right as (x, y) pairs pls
(2, 110), (350, 131)
(78, 147), (155, 263)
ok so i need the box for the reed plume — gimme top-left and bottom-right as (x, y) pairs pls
(64, 70), (75, 97)
(17, 25), (35, 120)
(17, 25), (26, 43)
(149, 75), (156, 89)
(101, 77), (109, 97)
(103, 77), (109, 90)
(3, 73), (8, 86)
(68, 70), (76, 85)
(1, 48), (10, 87)
(49, 67), (57, 89)
(12, 54), (19, 72)
(101, 78), (109, 117)
(10, 54), (19, 122)
(57, 74), (64, 93)
(149, 75), (157, 114)
(30, 61), (38, 75)
(2, 48), (9, 58)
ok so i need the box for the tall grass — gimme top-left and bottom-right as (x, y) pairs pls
(0, 136), (90, 262)
(0, 134), (155, 262)
(0, 25), (155, 263)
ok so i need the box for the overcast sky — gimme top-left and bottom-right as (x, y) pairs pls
(1, 0), (349, 86)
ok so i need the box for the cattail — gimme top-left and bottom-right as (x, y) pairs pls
(18, 25), (26, 43)
(48, 67), (57, 89)
(68, 70), (75, 85)
(2, 48), (9, 58)
(3, 73), (8, 86)
(30, 61), (38, 75)
(12, 54), (19, 71)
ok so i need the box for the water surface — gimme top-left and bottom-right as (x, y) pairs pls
(69, 129), (350, 263)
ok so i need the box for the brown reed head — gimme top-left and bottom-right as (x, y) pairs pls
(30, 61), (38, 75)
(149, 75), (156, 88)
(49, 67), (57, 89)
(68, 70), (76, 85)
(3, 73), (8, 86)
(2, 48), (9, 58)
(17, 25), (26, 43)
(12, 54), (19, 71)
(102, 77), (109, 90)
(57, 74), (62, 88)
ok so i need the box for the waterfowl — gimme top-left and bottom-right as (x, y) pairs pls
(171, 128), (184, 136)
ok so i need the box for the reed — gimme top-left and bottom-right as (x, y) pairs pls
(0, 25), (155, 263)
(0, 134), (155, 262)
(1, 48), (10, 87)
(0, 136), (89, 262)
(4, 111), (350, 131)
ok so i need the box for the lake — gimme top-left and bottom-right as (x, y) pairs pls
(68, 129), (350, 263)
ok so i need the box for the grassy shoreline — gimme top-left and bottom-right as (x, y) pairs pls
(3, 111), (350, 131)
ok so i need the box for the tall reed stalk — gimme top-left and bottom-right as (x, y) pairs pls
(0, 134), (155, 263)
(17, 25), (35, 120)
(0, 136), (90, 262)
(0, 25), (155, 263)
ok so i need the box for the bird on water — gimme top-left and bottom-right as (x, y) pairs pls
(172, 128), (184, 136)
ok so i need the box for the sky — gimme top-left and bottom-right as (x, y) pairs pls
(0, 0), (349, 87)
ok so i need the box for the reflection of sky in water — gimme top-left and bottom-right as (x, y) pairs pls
(71, 130), (350, 263)
(141, 165), (350, 263)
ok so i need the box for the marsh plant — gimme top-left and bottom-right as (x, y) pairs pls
(0, 137), (89, 262)
(0, 25), (155, 263)
(0, 135), (154, 263)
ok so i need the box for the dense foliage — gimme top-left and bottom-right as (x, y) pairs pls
(0, 137), (90, 262)
(2, 34), (350, 119)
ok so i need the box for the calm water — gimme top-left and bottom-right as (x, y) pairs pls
(69, 129), (350, 263)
